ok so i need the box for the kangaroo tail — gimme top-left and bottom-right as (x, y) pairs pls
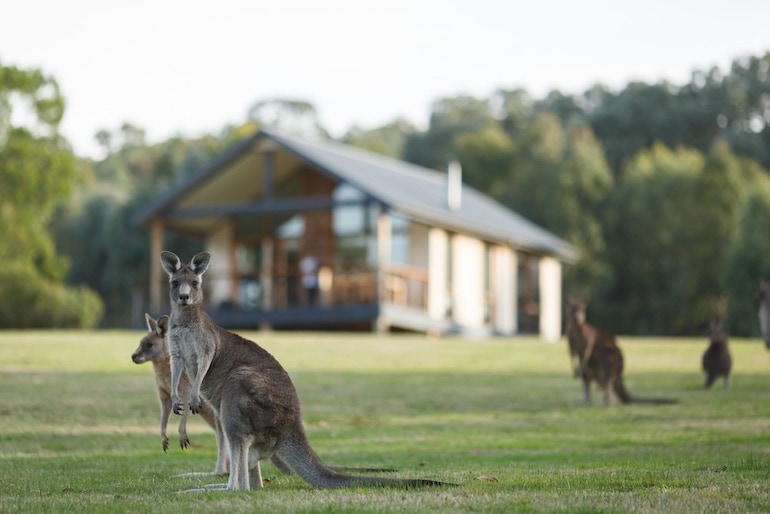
(329, 466), (398, 473)
(615, 378), (677, 404)
(276, 435), (450, 488)
(613, 378), (634, 404)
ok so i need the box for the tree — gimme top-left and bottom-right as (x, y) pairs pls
(0, 61), (102, 327)
(0, 62), (79, 279)
(403, 95), (497, 171)
(602, 144), (706, 334)
(498, 114), (612, 298)
(686, 140), (757, 325)
(248, 99), (328, 140)
(722, 175), (770, 336)
(342, 118), (416, 158)
(54, 126), (218, 326)
(454, 125), (516, 198)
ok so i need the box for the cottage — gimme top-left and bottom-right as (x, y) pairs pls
(133, 128), (577, 340)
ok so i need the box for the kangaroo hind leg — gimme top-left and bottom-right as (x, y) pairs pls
(227, 436), (255, 491)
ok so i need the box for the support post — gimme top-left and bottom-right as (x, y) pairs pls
(149, 219), (164, 314)
(374, 205), (391, 333)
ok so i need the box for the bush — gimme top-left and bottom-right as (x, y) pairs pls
(0, 264), (104, 328)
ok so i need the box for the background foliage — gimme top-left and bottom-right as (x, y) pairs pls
(6, 53), (770, 333)
(0, 61), (101, 327)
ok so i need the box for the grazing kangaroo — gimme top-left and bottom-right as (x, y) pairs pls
(702, 320), (732, 389)
(564, 297), (675, 406)
(132, 313), (230, 475)
(161, 251), (448, 491)
(755, 280), (770, 350)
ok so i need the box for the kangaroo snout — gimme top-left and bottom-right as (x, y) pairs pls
(131, 352), (146, 364)
(177, 282), (192, 305)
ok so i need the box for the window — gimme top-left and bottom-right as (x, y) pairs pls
(390, 213), (410, 264)
(333, 183), (373, 268)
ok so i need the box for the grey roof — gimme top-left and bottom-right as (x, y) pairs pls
(135, 128), (578, 261)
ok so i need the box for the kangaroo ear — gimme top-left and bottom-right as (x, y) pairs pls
(156, 315), (170, 336)
(160, 251), (182, 275)
(190, 252), (211, 275)
(144, 313), (157, 333)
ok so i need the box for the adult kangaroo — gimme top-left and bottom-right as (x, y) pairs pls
(755, 280), (770, 350)
(564, 297), (676, 406)
(161, 251), (449, 491)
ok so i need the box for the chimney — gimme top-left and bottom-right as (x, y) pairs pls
(447, 160), (462, 211)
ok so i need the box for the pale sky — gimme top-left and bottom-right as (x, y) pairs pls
(3, 0), (769, 158)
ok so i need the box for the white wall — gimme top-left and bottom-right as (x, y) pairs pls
(450, 235), (485, 331)
(427, 228), (449, 320)
(538, 256), (562, 342)
(491, 245), (517, 335)
(409, 222), (429, 267)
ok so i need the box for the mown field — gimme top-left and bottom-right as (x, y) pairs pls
(0, 330), (768, 513)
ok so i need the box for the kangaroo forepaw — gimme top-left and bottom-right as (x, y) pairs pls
(189, 397), (201, 415)
(180, 436), (190, 450)
(162, 436), (169, 453)
(172, 402), (184, 415)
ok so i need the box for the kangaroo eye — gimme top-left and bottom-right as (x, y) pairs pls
(171, 280), (179, 288)
(192, 280), (199, 288)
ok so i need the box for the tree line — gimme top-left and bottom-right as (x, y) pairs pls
(3, 53), (770, 335)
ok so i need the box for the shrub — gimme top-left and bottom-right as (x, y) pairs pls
(0, 264), (104, 328)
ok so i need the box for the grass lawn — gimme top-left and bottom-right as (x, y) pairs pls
(0, 330), (769, 513)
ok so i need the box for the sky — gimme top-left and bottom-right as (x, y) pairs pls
(3, 0), (770, 158)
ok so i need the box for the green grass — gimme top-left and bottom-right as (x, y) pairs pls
(1, 330), (769, 513)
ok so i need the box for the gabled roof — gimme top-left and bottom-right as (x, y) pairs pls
(134, 128), (578, 261)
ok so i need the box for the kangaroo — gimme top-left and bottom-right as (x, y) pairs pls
(755, 280), (770, 350)
(564, 297), (586, 378)
(131, 313), (230, 475)
(161, 251), (449, 491)
(132, 312), (379, 479)
(702, 320), (732, 389)
(564, 297), (675, 406)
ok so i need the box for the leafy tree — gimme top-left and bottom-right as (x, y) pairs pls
(342, 118), (416, 158)
(0, 61), (102, 327)
(0, 64), (77, 279)
(588, 82), (679, 176)
(493, 88), (535, 141)
(454, 125), (516, 198)
(602, 144), (706, 334)
(53, 126), (219, 325)
(686, 140), (758, 324)
(723, 176), (770, 336)
(498, 114), (612, 298)
(248, 99), (328, 139)
(403, 95), (497, 170)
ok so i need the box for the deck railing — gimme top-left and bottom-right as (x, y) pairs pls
(158, 263), (431, 313)
(382, 263), (428, 310)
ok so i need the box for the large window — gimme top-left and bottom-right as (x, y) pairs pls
(235, 244), (261, 309)
(333, 184), (374, 269)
